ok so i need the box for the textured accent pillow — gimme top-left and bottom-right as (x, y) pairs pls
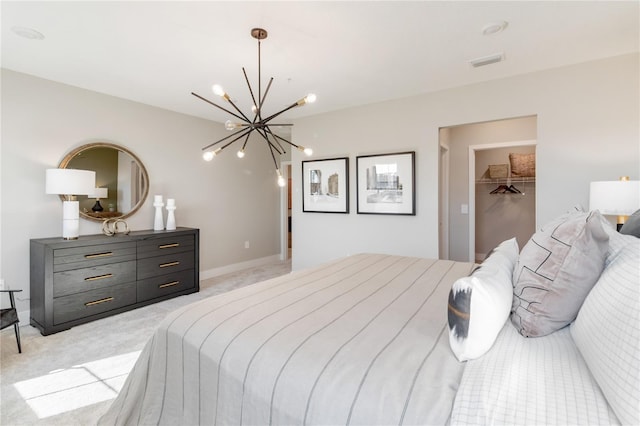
(620, 208), (640, 237)
(571, 232), (640, 426)
(511, 210), (609, 337)
(448, 238), (518, 362)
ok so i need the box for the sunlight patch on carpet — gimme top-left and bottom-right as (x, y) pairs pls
(13, 350), (140, 419)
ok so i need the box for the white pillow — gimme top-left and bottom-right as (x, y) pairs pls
(571, 231), (640, 426)
(448, 238), (518, 362)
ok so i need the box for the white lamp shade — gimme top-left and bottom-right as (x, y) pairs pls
(589, 180), (640, 215)
(46, 169), (96, 195)
(89, 187), (108, 199)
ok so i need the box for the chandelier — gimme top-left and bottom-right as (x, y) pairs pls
(193, 28), (316, 186)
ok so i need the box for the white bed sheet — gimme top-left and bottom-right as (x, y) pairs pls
(450, 322), (619, 425)
(100, 254), (474, 425)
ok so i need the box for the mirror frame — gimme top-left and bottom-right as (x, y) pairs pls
(59, 142), (149, 222)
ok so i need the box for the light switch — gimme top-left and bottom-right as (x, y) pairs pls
(461, 204), (469, 214)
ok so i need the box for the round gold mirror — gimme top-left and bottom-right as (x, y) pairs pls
(59, 142), (149, 222)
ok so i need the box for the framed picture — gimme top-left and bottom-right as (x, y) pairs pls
(356, 151), (415, 215)
(302, 157), (349, 213)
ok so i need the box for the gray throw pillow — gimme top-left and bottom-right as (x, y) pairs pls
(511, 210), (609, 337)
(620, 209), (640, 237)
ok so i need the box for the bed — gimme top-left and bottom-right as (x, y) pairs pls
(100, 210), (639, 426)
(100, 254), (474, 425)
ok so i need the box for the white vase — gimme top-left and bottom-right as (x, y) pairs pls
(153, 195), (164, 230)
(166, 198), (176, 231)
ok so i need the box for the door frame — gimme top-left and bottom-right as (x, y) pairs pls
(439, 143), (450, 259)
(468, 140), (536, 262)
(280, 161), (292, 261)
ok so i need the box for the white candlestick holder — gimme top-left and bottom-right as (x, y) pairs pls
(153, 195), (164, 230)
(166, 198), (176, 231)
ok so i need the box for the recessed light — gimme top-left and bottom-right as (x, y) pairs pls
(11, 26), (45, 40)
(482, 21), (508, 36)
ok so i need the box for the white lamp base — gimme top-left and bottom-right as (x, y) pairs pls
(62, 200), (80, 240)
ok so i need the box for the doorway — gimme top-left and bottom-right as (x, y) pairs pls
(438, 115), (537, 262)
(469, 142), (536, 262)
(280, 162), (292, 260)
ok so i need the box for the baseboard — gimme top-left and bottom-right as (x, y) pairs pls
(199, 254), (282, 281)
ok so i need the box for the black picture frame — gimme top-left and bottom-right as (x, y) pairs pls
(356, 151), (415, 215)
(302, 157), (349, 213)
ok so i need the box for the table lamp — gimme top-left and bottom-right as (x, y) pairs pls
(89, 187), (109, 212)
(46, 169), (96, 239)
(589, 176), (640, 231)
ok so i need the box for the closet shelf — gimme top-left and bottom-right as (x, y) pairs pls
(476, 177), (536, 185)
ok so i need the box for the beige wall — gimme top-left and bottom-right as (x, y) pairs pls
(1, 69), (283, 316)
(291, 53), (639, 270)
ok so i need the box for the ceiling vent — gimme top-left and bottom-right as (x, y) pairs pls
(469, 53), (505, 68)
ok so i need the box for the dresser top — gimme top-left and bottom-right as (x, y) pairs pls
(31, 227), (198, 248)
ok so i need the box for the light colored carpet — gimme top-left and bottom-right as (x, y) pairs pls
(0, 258), (291, 425)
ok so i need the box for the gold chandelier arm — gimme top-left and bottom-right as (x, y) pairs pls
(272, 132), (301, 150)
(254, 127), (283, 155)
(201, 127), (253, 151)
(224, 97), (252, 123)
(260, 102), (301, 125)
(264, 126), (287, 153)
(266, 138), (281, 170)
(191, 92), (246, 122)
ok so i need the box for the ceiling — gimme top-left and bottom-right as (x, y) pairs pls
(2, 1), (638, 125)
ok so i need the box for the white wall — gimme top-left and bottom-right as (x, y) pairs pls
(291, 53), (639, 270)
(1, 69), (283, 316)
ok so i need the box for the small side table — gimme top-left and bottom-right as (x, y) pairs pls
(1, 289), (23, 353)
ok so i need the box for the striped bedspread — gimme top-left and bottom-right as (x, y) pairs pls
(99, 254), (474, 425)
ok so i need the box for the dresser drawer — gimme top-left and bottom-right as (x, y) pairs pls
(137, 250), (194, 280)
(137, 269), (196, 302)
(53, 241), (136, 272)
(137, 235), (195, 259)
(53, 281), (136, 325)
(53, 260), (136, 298)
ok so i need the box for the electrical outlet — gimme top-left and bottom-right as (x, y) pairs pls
(244, 241), (250, 249)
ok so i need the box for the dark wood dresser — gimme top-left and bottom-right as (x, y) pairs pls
(30, 227), (199, 335)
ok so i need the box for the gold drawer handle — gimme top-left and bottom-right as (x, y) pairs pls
(85, 252), (113, 259)
(85, 273), (113, 281)
(159, 281), (179, 289)
(159, 243), (180, 249)
(85, 297), (114, 307)
(159, 261), (180, 268)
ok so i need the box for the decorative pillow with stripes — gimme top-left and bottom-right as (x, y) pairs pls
(511, 210), (609, 337)
(448, 238), (518, 362)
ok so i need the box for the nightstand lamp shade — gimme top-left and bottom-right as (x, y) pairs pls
(45, 169), (96, 239)
(589, 178), (640, 230)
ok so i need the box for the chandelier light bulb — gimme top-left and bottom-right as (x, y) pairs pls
(251, 105), (258, 114)
(225, 120), (238, 131)
(237, 149), (245, 158)
(212, 84), (225, 97)
(305, 93), (317, 104)
(297, 146), (313, 156)
(203, 151), (215, 161)
(277, 170), (286, 187)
